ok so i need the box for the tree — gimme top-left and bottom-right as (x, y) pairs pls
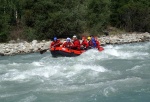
(21, 0), (88, 39)
(86, 0), (111, 35)
(110, 0), (150, 32)
(0, 0), (22, 42)
(0, 0), (10, 42)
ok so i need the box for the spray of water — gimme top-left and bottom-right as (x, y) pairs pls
(0, 42), (150, 102)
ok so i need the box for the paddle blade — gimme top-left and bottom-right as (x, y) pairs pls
(40, 49), (47, 54)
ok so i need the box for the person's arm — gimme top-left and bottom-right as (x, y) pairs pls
(62, 42), (66, 47)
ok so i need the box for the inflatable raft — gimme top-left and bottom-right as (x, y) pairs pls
(50, 46), (104, 57)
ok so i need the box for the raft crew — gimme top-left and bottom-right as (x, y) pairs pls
(81, 36), (89, 50)
(50, 35), (102, 51)
(86, 36), (92, 49)
(62, 37), (73, 48)
(71, 35), (81, 50)
(50, 37), (62, 48)
(90, 37), (97, 48)
(94, 37), (102, 50)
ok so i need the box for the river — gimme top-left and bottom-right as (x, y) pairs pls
(0, 42), (150, 102)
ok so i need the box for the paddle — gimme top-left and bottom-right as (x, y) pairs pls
(40, 49), (49, 54)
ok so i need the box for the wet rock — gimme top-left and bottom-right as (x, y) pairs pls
(0, 52), (4, 56)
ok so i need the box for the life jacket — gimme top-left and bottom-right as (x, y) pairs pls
(62, 41), (73, 48)
(72, 39), (80, 50)
(81, 39), (89, 48)
(50, 40), (62, 48)
(90, 37), (97, 48)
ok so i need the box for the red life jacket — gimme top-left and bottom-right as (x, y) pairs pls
(81, 39), (89, 48)
(62, 42), (73, 48)
(50, 40), (62, 48)
(72, 39), (81, 50)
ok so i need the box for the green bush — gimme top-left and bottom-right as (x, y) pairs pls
(23, 27), (37, 42)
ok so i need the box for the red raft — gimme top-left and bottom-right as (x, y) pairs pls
(50, 46), (104, 57)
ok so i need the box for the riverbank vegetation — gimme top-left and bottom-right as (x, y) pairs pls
(0, 0), (150, 42)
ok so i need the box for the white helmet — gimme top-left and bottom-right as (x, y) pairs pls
(73, 35), (77, 38)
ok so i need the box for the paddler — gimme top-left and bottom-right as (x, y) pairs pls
(62, 37), (73, 48)
(71, 35), (81, 50)
(50, 37), (62, 48)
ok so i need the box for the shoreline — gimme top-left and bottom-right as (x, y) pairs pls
(0, 32), (150, 56)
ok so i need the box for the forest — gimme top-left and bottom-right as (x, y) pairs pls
(0, 0), (150, 42)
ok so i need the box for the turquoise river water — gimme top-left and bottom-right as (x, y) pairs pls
(0, 42), (150, 102)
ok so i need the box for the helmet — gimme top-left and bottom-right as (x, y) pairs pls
(87, 37), (91, 40)
(66, 37), (71, 42)
(73, 35), (77, 38)
(54, 37), (57, 41)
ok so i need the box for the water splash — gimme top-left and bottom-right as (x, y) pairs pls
(0, 42), (150, 102)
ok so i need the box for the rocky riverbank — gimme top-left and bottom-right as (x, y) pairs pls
(0, 32), (150, 56)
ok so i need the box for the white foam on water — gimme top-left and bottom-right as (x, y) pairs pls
(0, 62), (64, 82)
(111, 77), (142, 85)
(73, 64), (108, 72)
(95, 77), (143, 97)
(103, 86), (117, 97)
(102, 44), (149, 59)
(0, 93), (18, 98)
(79, 49), (107, 61)
(8, 62), (20, 66)
(34, 64), (113, 93)
(104, 48), (120, 57)
(0, 42), (149, 102)
(29, 66), (59, 78)
(18, 95), (37, 102)
(81, 49), (100, 56)
(0, 91), (32, 100)
(25, 56), (108, 80)
(34, 78), (106, 94)
(12, 74), (26, 81)
(100, 45), (129, 59)
(126, 65), (141, 72)
(0, 45), (146, 84)
(1, 70), (27, 81)
(4, 69), (27, 81)
(5, 56), (109, 83)
(61, 64), (108, 80)
(26, 62), (110, 93)
(31, 69), (143, 97)
(31, 61), (44, 66)
(0, 91), (30, 98)
(105, 77), (143, 91)
(34, 77), (143, 95)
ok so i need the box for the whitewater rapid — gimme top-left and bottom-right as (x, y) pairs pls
(0, 42), (150, 102)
